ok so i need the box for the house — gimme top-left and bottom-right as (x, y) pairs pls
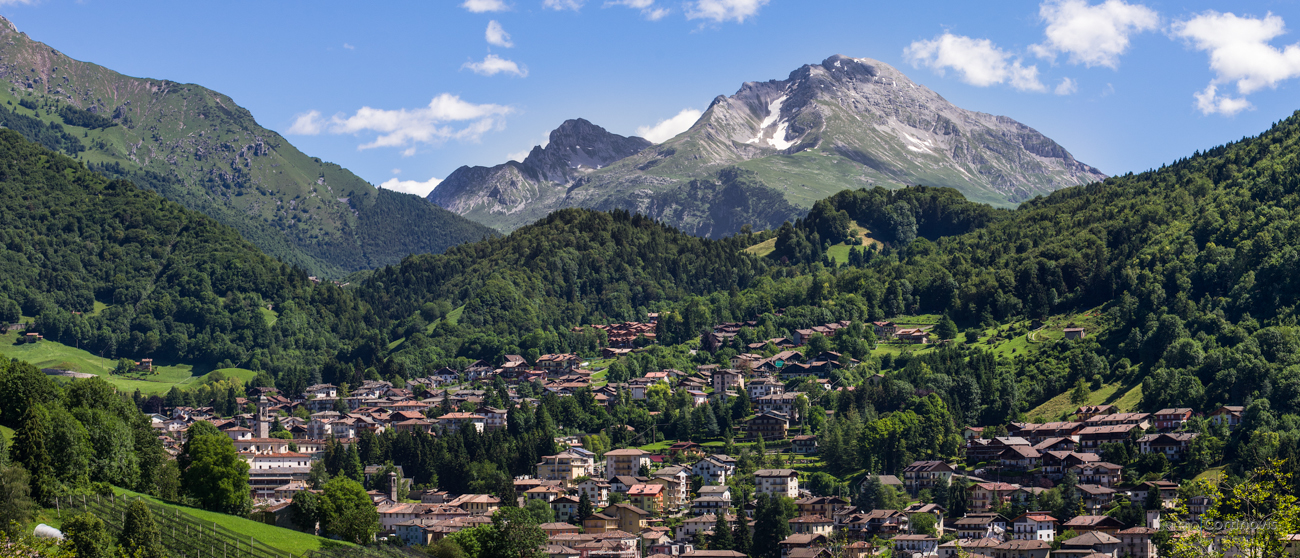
(1210, 405), (1245, 429)
(650, 467), (689, 511)
(583, 513), (618, 534)
(1069, 462), (1124, 487)
(779, 533), (829, 558)
(992, 539), (1051, 558)
(997, 446), (1041, 472)
(842, 509), (909, 537)
(902, 461), (954, 496)
(1010, 512), (1057, 542)
(712, 369), (744, 394)
(667, 442), (705, 459)
(551, 496), (580, 522)
(304, 384), (338, 399)
(1063, 327), (1086, 340)
(448, 493), (500, 514)
(904, 503), (946, 534)
(1041, 451), (1100, 480)
(788, 515), (834, 536)
(692, 455), (736, 485)
(525, 485), (565, 503)
(966, 436), (1032, 463)
(577, 478), (611, 507)
(1138, 432), (1198, 461)
(938, 538), (1001, 558)
(792, 435), (818, 455)
(1077, 425), (1144, 451)
(747, 377), (785, 400)
(755, 392), (805, 421)
(1009, 422), (1082, 444)
(745, 412), (790, 441)
(1117, 526), (1159, 558)
(892, 534), (939, 557)
(606, 503), (651, 534)
(605, 448), (651, 479)
(628, 484), (665, 515)
(1153, 408), (1194, 431)
(679, 513), (738, 542)
(895, 328), (930, 344)
(953, 513), (1008, 539)
(796, 496), (849, 518)
(969, 482), (1019, 512)
(1129, 480), (1179, 507)
(1057, 531), (1120, 556)
(1074, 404), (1118, 421)
(437, 412), (486, 434)
(689, 496), (731, 516)
(1061, 515), (1126, 536)
(871, 321), (898, 339)
(538, 451), (597, 485)
(755, 469), (800, 498)
(1077, 484), (1118, 514)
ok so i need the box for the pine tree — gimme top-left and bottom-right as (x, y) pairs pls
(120, 500), (165, 558)
(934, 315), (958, 340)
(345, 443), (364, 482)
(13, 404), (55, 503)
(948, 476), (970, 517)
(709, 510), (734, 550)
(733, 509), (752, 556)
(578, 492), (593, 523)
(62, 512), (115, 558)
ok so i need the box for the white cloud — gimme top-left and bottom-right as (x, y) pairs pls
(636, 108), (702, 143)
(379, 176), (443, 196)
(904, 33), (1047, 92)
(1054, 77), (1078, 95)
(544, 0), (585, 10)
(463, 54), (529, 77)
(343, 43), (356, 50)
(506, 149), (532, 162)
(606, 0), (669, 20)
(686, 0), (768, 23)
(324, 93), (515, 150)
(1030, 0), (1159, 69)
(1172, 11), (1300, 114)
(1193, 84), (1254, 116)
(462, 0), (509, 12)
(0, 0), (38, 5)
(392, 169), (402, 175)
(485, 20), (514, 48)
(287, 111), (325, 135)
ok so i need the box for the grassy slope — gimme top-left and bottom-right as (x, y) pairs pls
(0, 331), (255, 394)
(746, 220), (881, 263)
(110, 487), (342, 554)
(1, 424), (12, 444)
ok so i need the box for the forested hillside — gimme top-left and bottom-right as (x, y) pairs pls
(0, 19), (496, 277)
(0, 130), (369, 395)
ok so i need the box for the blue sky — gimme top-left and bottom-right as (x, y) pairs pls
(6, 0), (1300, 197)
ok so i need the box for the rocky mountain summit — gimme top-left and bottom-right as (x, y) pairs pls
(430, 55), (1106, 237)
(428, 119), (651, 228)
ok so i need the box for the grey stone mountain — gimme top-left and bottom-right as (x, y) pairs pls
(429, 55), (1107, 237)
(428, 119), (651, 221)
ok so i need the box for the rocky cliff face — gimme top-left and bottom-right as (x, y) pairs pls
(431, 55), (1107, 236)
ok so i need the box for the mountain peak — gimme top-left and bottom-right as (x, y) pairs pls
(428, 118), (651, 225)
(431, 53), (1106, 236)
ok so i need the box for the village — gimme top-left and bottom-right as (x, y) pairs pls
(137, 316), (1257, 558)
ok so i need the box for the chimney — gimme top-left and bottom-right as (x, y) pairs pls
(389, 472), (399, 502)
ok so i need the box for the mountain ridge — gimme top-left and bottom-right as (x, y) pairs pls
(429, 55), (1107, 237)
(0, 17), (495, 276)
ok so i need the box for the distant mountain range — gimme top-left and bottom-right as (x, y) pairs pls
(0, 17), (494, 277)
(429, 55), (1107, 237)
